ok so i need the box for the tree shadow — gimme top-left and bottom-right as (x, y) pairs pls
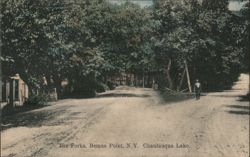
(96, 93), (150, 98)
(1, 104), (47, 117)
(210, 92), (249, 101)
(210, 94), (242, 98)
(0, 105), (72, 131)
(157, 91), (194, 104)
(227, 105), (249, 110)
(226, 105), (250, 115)
(238, 93), (250, 102)
(228, 110), (249, 115)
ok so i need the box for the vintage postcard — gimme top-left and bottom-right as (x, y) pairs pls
(1, 0), (249, 157)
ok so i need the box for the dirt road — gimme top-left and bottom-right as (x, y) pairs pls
(1, 74), (249, 157)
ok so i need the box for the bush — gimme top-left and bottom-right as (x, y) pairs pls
(71, 89), (96, 98)
(107, 81), (116, 90)
(24, 93), (50, 106)
(96, 82), (109, 93)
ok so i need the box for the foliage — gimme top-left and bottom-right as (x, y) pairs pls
(152, 0), (246, 91)
(1, 0), (248, 96)
(24, 93), (50, 106)
(239, 1), (250, 72)
(97, 2), (156, 76)
(96, 81), (110, 93)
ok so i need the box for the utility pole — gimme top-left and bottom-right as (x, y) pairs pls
(142, 50), (145, 88)
(184, 60), (192, 93)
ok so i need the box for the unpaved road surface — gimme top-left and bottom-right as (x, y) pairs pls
(1, 74), (249, 157)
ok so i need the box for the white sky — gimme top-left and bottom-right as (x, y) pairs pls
(228, 1), (248, 11)
(108, 0), (248, 11)
(108, 0), (153, 7)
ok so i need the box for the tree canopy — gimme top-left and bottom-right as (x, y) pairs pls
(1, 0), (248, 96)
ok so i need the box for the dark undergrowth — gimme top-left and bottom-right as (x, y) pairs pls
(1, 93), (50, 117)
(1, 103), (49, 117)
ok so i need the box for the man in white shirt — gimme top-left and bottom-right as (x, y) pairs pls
(194, 79), (201, 100)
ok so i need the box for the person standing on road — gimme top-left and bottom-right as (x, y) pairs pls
(41, 74), (48, 93)
(194, 79), (201, 100)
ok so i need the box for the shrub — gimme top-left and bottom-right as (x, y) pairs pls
(96, 82), (109, 93)
(107, 81), (116, 90)
(71, 89), (96, 98)
(24, 93), (50, 106)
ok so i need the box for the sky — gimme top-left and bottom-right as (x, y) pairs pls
(108, 0), (153, 7)
(228, 1), (248, 11)
(108, 0), (248, 11)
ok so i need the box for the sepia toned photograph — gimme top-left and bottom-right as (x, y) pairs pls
(0, 0), (249, 157)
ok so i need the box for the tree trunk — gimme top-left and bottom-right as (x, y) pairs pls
(166, 59), (173, 89)
(53, 75), (62, 98)
(177, 69), (186, 91)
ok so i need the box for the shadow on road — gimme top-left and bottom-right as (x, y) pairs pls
(96, 93), (150, 98)
(228, 110), (249, 115)
(238, 93), (250, 102)
(210, 94), (243, 98)
(157, 91), (194, 104)
(0, 106), (72, 131)
(225, 93), (250, 115)
(226, 105), (250, 115)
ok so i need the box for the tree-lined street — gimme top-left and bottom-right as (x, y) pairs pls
(1, 74), (249, 157)
(1, 0), (249, 157)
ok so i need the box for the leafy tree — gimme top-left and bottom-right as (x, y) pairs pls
(1, 0), (106, 96)
(95, 2), (156, 82)
(152, 0), (246, 91)
(1, 0), (248, 98)
(239, 1), (250, 72)
(1, 0), (66, 91)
